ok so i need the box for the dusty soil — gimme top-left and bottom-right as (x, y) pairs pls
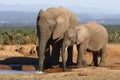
(0, 44), (119, 80)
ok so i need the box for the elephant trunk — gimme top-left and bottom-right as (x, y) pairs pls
(61, 42), (67, 71)
(38, 36), (48, 72)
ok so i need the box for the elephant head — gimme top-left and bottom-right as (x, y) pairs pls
(37, 7), (78, 72)
(62, 25), (89, 49)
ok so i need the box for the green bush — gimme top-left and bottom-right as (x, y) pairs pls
(108, 31), (120, 43)
(0, 30), (37, 45)
(104, 25), (120, 43)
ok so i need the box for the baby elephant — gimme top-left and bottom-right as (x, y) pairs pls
(61, 22), (108, 71)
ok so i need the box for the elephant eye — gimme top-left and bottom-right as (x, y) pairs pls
(68, 37), (71, 39)
(69, 36), (75, 41)
(69, 37), (73, 40)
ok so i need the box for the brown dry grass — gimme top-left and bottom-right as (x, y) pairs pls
(107, 44), (120, 57)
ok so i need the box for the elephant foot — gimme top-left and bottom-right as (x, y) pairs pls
(98, 62), (105, 67)
(76, 64), (84, 68)
(88, 61), (94, 66)
(88, 63), (98, 66)
(82, 59), (87, 66)
(51, 64), (60, 68)
(88, 59), (99, 66)
(77, 61), (87, 68)
(63, 68), (72, 72)
(66, 61), (76, 66)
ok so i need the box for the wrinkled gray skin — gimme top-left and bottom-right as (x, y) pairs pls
(61, 22), (108, 71)
(37, 7), (78, 72)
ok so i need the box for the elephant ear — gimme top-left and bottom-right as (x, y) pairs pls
(76, 25), (89, 44)
(53, 15), (69, 39)
(40, 9), (44, 13)
(38, 9), (45, 17)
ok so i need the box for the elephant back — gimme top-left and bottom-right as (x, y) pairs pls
(46, 7), (79, 28)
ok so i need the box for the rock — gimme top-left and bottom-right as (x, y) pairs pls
(0, 65), (12, 70)
(22, 65), (36, 71)
(16, 47), (28, 56)
(29, 47), (38, 56)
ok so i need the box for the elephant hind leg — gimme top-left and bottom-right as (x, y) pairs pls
(99, 49), (105, 66)
(92, 52), (98, 66)
(99, 42), (107, 67)
(88, 52), (98, 66)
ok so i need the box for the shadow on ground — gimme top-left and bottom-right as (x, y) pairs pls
(0, 57), (39, 71)
(0, 57), (67, 73)
(0, 57), (77, 72)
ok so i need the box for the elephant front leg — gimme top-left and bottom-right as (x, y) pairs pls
(77, 46), (85, 67)
(38, 37), (48, 72)
(38, 33), (50, 72)
(77, 42), (87, 67)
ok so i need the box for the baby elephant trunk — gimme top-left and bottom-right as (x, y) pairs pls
(61, 43), (67, 71)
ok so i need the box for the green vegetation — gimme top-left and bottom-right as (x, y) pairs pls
(0, 25), (120, 45)
(104, 25), (120, 43)
(0, 30), (37, 45)
(104, 25), (120, 32)
(108, 31), (120, 43)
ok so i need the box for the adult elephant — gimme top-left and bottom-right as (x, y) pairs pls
(61, 22), (108, 71)
(37, 7), (78, 72)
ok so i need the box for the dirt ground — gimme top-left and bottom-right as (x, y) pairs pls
(0, 44), (119, 80)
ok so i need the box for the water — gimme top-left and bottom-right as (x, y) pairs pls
(0, 64), (40, 74)
(0, 70), (38, 74)
(0, 64), (62, 74)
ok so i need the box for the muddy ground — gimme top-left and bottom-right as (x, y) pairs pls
(0, 44), (119, 80)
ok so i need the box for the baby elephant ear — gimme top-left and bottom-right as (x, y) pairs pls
(53, 15), (69, 39)
(76, 26), (89, 44)
(38, 9), (45, 16)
